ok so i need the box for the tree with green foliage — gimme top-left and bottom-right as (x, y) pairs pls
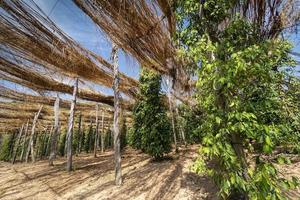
(84, 124), (94, 153)
(79, 127), (85, 153)
(105, 129), (113, 149)
(58, 129), (67, 156)
(177, 104), (202, 144)
(129, 68), (171, 159)
(0, 134), (15, 161)
(72, 128), (79, 153)
(175, 0), (300, 199)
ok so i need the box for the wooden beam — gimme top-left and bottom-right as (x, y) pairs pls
(77, 112), (82, 155)
(94, 104), (99, 158)
(101, 111), (105, 153)
(25, 105), (43, 163)
(112, 43), (122, 185)
(20, 120), (29, 161)
(49, 96), (60, 166)
(66, 78), (78, 172)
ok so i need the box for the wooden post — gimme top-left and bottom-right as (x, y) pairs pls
(94, 104), (99, 158)
(167, 78), (177, 152)
(20, 120), (29, 161)
(26, 106), (43, 163)
(66, 78), (78, 172)
(11, 124), (24, 164)
(77, 113), (82, 155)
(80, 125), (85, 153)
(101, 111), (105, 153)
(49, 96), (60, 166)
(112, 43), (122, 185)
(175, 107), (187, 146)
(88, 118), (93, 153)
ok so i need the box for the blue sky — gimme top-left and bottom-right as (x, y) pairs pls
(1, 0), (299, 98)
(34, 0), (140, 79)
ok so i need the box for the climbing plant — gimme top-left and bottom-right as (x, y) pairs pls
(0, 133), (15, 161)
(175, 0), (300, 199)
(129, 68), (171, 159)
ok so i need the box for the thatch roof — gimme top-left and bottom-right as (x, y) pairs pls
(74, 0), (196, 93)
(0, 0), (139, 99)
(74, 0), (175, 74)
(0, 55), (134, 108)
(0, 99), (132, 133)
(0, 86), (132, 115)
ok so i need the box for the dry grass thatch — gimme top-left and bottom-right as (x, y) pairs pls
(74, 0), (175, 74)
(0, 86), (132, 115)
(0, 0), (139, 99)
(0, 99), (132, 133)
(0, 55), (125, 108)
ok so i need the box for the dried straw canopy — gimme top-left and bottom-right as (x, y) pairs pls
(0, 0), (139, 99)
(74, 0), (176, 74)
(0, 87), (132, 132)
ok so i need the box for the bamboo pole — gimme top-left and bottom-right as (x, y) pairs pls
(88, 118), (93, 153)
(77, 113), (82, 155)
(112, 43), (122, 185)
(167, 78), (177, 152)
(101, 111), (105, 153)
(25, 105), (43, 163)
(11, 124), (24, 164)
(20, 120), (29, 161)
(175, 106), (186, 146)
(66, 78), (78, 172)
(49, 96), (60, 166)
(94, 104), (99, 158)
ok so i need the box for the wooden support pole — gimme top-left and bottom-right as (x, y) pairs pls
(168, 79), (178, 152)
(66, 78), (78, 172)
(112, 43), (122, 185)
(20, 120), (29, 161)
(94, 104), (99, 158)
(25, 105), (43, 163)
(49, 96), (60, 166)
(167, 78), (177, 152)
(101, 111), (105, 153)
(11, 124), (24, 164)
(77, 113), (82, 155)
(175, 107), (187, 147)
(88, 118), (93, 153)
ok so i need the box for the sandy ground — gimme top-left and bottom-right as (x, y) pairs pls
(0, 146), (299, 200)
(0, 146), (219, 200)
(277, 156), (300, 200)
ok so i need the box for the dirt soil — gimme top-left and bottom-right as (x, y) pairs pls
(0, 146), (219, 200)
(0, 146), (299, 200)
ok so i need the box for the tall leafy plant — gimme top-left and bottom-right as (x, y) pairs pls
(129, 68), (171, 159)
(175, 0), (300, 199)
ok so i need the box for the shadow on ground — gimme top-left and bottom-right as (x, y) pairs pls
(0, 146), (216, 200)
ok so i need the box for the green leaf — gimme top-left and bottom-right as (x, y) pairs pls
(263, 144), (272, 153)
(216, 117), (221, 125)
(265, 136), (271, 145)
(277, 156), (285, 165)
